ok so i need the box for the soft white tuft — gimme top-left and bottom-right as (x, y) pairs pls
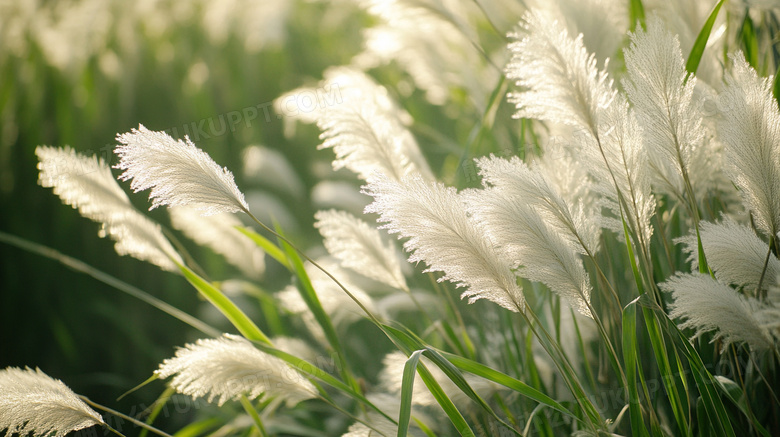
(506, 10), (615, 136)
(169, 206), (265, 279)
(476, 155), (600, 255)
(465, 185), (593, 317)
(155, 334), (317, 407)
(364, 174), (524, 312)
(282, 67), (432, 182)
(315, 209), (407, 290)
(662, 274), (776, 351)
(36, 145), (182, 271)
(115, 124), (249, 215)
(717, 53), (780, 239)
(0, 367), (104, 437)
(678, 217), (780, 292)
(623, 17), (716, 202)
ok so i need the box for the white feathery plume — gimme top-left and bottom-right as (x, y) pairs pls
(506, 10), (616, 136)
(353, 0), (494, 107)
(678, 217), (780, 292)
(464, 186), (592, 317)
(316, 67), (433, 182)
(378, 351), (497, 410)
(155, 334), (317, 407)
(115, 124), (249, 215)
(717, 52), (780, 240)
(0, 367), (104, 437)
(36, 145), (182, 271)
(591, 95), (656, 247)
(623, 17), (718, 203)
(476, 155), (600, 255)
(507, 11), (655, 246)
(314, 209), (407, 290)
(525, 0), (628, 66)
(662, 274), (776, 351)
(363, 174), (524, 312)
(169, 206), (265, 279)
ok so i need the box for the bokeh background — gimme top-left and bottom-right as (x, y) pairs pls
(0, 0), (375, 429)
(0, 0), (516, 431)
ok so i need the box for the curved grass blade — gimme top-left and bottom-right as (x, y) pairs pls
(235, 226), (290, 269)
(276, 229), (358, 391)
(637, 295), (736, 437)
(177, 262), (271, 344)
(685, 0), (725, 77)
(623, 297), (649, 437)
(398, 350), (425, 437)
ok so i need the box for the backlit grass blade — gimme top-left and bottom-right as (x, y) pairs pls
(623, 297), (649, 437)
(276, 231), (357, 391)
(641, 307), (690, 436)
(416, 363), (475, 437)
(177, 262), (271, 344)
(715, 376), (771, 437)
(438, 351), (576, 420)
(235, 226), (290, 269)
(685, 0), (725, 77)
(638, 295), (736, 437)
(398, 350), (425, 437)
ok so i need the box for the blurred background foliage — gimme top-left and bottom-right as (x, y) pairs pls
(0, 0), (520, 430)
(0, 0), (380, 428)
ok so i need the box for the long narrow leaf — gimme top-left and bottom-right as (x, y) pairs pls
(685, 0), (726, 76)
(623, 298), (649, 437)
(177, 263), (271, 344)
(235, 226), (290, 269)
(398, 351), (425, 437)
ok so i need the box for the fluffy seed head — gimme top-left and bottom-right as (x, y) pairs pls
(115, 124), (249, 215)
(0, 367), (104, 437)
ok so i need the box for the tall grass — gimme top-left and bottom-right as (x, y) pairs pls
(1, 1), (779, 436)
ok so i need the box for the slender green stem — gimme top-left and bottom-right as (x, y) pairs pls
(0, 231), (220, 337)
(80, 397), (174, 437)
(239, 396), (269, 437)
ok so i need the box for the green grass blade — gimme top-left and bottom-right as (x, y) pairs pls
(739, 12), (759, 70)
(235, 226), (290, 269)
(276, 233), (357, 390)
(398, 350), (425, 437)
(629, 0), (646, 31)
(772, 63), (780, 109)
(638, 296), (736, 437)
(172, 418), (222, 437)
(685, 0), (725, 77)
(623, 297), (649, 437)
(439, 351), (577, 420)
(139, 387), (175, 437)
(177, 263), (271, 344)
(416, 363), (475, 437)
(715, 376), (772, 437)
(641, 307), (690, 436)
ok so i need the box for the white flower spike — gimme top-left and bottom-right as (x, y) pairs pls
(36, 146), (182, 271)
(115, 124), (249, 215)
(0, 367), (104, 437)
(156, 334), (317, 407)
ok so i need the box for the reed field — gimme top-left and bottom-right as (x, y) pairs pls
(0, 1), (779, 436)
